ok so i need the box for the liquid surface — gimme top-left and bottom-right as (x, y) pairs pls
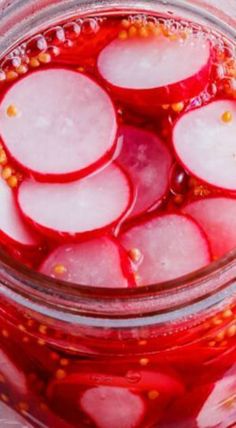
(0, 13), (235, 290)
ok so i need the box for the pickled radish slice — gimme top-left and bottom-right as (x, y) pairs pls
(40, 237), (135, 288)
(98, 35), (211, 106)
(120, 214), (210, 285)
(0, 349), (27, 395)
(117, 126), (172, 217)
(0, 178), (38, 247)
(0, 401), (33, 427)
(197, 369), (236, 428)
(18, 164), (132, 239)
(183, 197), (236, 258)
(80, 386), (145, 428)
(0, 68), (117, 181)
(173, 100), (236, 190)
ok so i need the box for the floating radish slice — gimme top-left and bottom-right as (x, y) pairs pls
(0, 178), (38, 248)
(197, 368), (236, 428)
(18, 164), (132, 239)
(98, 34), (211, 108)
(40, 237), (135, 288)
(117, 126), (172, 218)
(0, 349), (27, 395)
(80, 386), (145, 428)
(0, 401), (33, 427)
(173, 100), (236, 190)
(0, 68), (117, 181)
(120, 214), (210, 285)
(183, 197), (236, 259)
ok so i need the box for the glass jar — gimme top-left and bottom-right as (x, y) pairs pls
(0, 1), (236, 427)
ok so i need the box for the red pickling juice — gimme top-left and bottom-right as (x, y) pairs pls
(1, 5), (236, 428)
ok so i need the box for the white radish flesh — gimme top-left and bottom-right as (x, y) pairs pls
(173, 100), (236, 190)
(0, 68), (117, 181)
(117, 126), (172, 217)
(120, 214), (210, 285)
(39, 237), (135, 288)
(98, 34), (211, 105)
(17, 164), (132, 239)
(183, 197), (236, 259)
(0, 178), (38, 247)
(80, 386), (145, 428)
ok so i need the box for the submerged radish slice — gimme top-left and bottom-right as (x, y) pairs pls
(80, 386), (145, 428)
(18, 164), (132, 239)
(40, 237), (135, 288)
(0, 68), (117, 181)
(197, 368), (236, 428)
(0, 178), (38, 247)
(117, 126), (172, 218)
(183, 197), (236, 259)
(120, 214), (210, 285)
(0, 349), (27, 395)
(98, 34), (211, 106)
(173, 100), (236, 190)
(0, 401), (33, 427)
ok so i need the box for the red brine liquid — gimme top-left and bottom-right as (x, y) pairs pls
(0, 12), (236, 428)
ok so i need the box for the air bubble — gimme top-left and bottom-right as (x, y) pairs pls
(126, 371), (141, 384)
(82, 18), (100, 35)
(63, 21), (81, 40)
(44, 26), (65, 45)
(26, 35), (48, 56)
(170, 164), (189, 195)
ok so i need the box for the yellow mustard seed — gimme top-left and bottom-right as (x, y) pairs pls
(139, 26), (149, 38)
(128, 25), (138, 38)
(6, 104), (19, 118)
(54, 264), (67, 275)
(16, 64), (28, 75)
(38, 52), (51, 64)
(226, 324), (236, 338)
(30, 57), (40, 68)
(6, 71), (18, 81)
(38, 324), (47, 335)
(118, 30), (128, 41)
(222, 309), (233, 319)
(2, 166), (12, 180)
(148, 390), (160, 400)
(121, 19), (130, 29)
(128, 248), (142, 263)
(171, 102), (184, 113)
(221, 111), (233, 123)
(139, 358), (149, 366)
(56, 369), (66, 380)
(7, 175), (18, 188)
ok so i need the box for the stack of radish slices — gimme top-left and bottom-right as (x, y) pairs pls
(0, 36), (236, 288)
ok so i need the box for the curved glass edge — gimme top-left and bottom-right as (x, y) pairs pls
(0, 0), (235, 327)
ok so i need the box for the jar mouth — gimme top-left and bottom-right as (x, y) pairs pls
(0, 0), (236, 325)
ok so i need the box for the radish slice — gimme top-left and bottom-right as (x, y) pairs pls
(197, 369), (236, 428)
(39, 237), (135, 288)
(80, 386), (145, 428)
(17, 164), (133, 239)
(120, 214), (210, 285)
(0, 178), (38, 248)
(117, 126), (172, 218)
(183, 197), (236, 259)
(0, 68), (117, 182)
(0, 401), (33, 427)
(98, 34), (211, 107)
(0, 349), (27, 395)
(173, 100), (236, 191)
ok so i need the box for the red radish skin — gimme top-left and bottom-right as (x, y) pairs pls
(80, 387), (145, 428)
(117, 126), (172, 218)
(17, 164), (133, 240)
(0, 178), (39, 248)
(39, 236), (136, 288)
(98, 34), (211, 111)
(173, 99), (236, 191)
(0, 68), (117, 182)
(183, 197), (236, 259)
(120, 213), (211, 285)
